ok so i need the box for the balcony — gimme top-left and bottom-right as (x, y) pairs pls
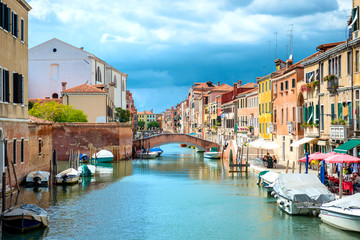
(330, 125), (353, 140)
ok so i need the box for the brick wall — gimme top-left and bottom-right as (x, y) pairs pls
(52, 122), (133, 161)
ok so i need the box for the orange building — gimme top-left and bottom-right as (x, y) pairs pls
(237, 87), (259, 141)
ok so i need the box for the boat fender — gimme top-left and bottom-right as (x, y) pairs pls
(285, 203), (290, 208)
(277, 199), (284, 205)
(271, 191), (276, 196)
(274, 194), (278, 199)
(311, 210), (318, 217)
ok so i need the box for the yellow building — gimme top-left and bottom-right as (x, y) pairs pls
(62, 83), (115, 123)
(0, 0), (31, 175)
(137, 110), (157, 131)
(257, 75), (272, 139)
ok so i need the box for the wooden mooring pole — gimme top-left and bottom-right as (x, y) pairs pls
(2, 172), (6, 212)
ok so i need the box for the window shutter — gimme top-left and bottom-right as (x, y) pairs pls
(303, 106), (307, 123)
(13, 73), (18, 103)
(331, 103), (335, 120)
(315, 105), (320, 124)
(349, 102), (352, 123)
(0, 2), (3, 28)
(4, 70), (9, 102)
(6, 6), (10, 32)
(17, 74), (23, 104)
(352, 8), (356, 31)
(338, 103), (343, 119)
(11, 11), (13, 35)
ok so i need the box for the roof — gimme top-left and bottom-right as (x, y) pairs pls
(138, 111), (155, 115)
(241, 82), (257, 88)
(62, 84), (106, 94)
(29, 116), (53, 124)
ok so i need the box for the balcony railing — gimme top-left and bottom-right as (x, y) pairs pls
(330, 125), (353, 140)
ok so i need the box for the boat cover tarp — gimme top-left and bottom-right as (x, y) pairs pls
(3, 204), (49, 226)
(274, 173), (334, 203)
(261, 172), (279, 184)
(93, 150), (114, 158)
(322, 193), (360, 209)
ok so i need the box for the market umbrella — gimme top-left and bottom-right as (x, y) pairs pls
(189, 132), (197, 136)
(249, 139), (266, 149)
(324, 153), (360, 164)
(260, 141), (280, 150)
(298, 152), (338, 163)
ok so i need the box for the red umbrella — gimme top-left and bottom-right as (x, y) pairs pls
(324, 153), (360, 163)
(298, 152), (338, 162)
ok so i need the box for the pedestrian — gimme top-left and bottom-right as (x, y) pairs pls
(272, 155), (277, 168)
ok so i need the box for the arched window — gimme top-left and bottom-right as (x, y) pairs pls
(113, 76), (117, 87)
(52, 93), (59, 99)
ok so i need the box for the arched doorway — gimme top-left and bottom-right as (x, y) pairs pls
(229, 149), (233, 164)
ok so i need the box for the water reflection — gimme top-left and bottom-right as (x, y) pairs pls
(1, 144), (359, 239)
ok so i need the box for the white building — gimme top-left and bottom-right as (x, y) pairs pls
(29, 38), (127, 109)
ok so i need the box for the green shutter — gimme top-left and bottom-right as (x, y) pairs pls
(331, 103), (335, 120)
(349, 102), (352, 123)
(338, 103), (343, 119)
(307, 106), (313, 123)
(315, 105), (320, 124)
(303, 107), (307, 123)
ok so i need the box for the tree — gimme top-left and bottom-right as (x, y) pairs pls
(147, 121), (159, 130)
(115, 107), (131, 122)
(29, 101), (88, 122)
(137, 121), (145, 130)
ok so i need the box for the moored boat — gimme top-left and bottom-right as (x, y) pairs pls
(135, 151), (158, 159)
(26, 171), (50, 187)
(258, 171), (279, 189)
(55, 168), (79, 185)
(1, 204), (49, 233)
(273, 173), (334, 216)
(150, 147), (163, 156)
(319, 193), (360, 232)
(77, 164), (96, 176)
(196, 148), (205, 152)
(180, 143), (187, 147)
(92, 150), (114, 163)
(204, 147), (221, 159)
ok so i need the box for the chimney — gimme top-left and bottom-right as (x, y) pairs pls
(237, 80), (242, 87)
(217, 81), (220, 86)
(109, 82), (115, 102)
(233, 83), (237, 98)
(80, 47), (84, 50)
(286, 59), (293, 68)
(61, 82), (67, 92)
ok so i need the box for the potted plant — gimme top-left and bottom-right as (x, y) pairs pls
(331, 119), (338, 125)
(312, 80), (319, 88)
(338, 118), (345, 125)
(313, 123), (319, 128)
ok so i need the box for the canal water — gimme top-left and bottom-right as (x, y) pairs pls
(2, 144), (359, 239)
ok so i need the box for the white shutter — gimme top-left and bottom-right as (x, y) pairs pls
(296, 107), (301, 123)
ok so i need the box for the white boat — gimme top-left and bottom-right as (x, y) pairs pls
(204, 147), (221, 159)
(319, 193), (360, 232)
(1, 204), (49, 233)
(196, 148), (205, 152)
(273, 173), (334, 216)
(26, 171), (50, 186)
(77, 165), (96, 176)
(92, 150), (114, 163)
(135, 151), (158, 159)
(55, 168), (79, 184)
(258, 171), (279, 189)
(150, 147), (163, 157)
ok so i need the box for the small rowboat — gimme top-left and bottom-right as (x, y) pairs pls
(92, 150), (114, 163)
(26, 171), (50, 187)
(55, 168), (79, 185)
(1, 204), (49, 233)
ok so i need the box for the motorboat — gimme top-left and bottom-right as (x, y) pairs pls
(180, 143), (187, 147)
(1, 204), (49, 233)
(26, 171), (50, 187)
(135, 151), (158, 159)
(55, 168), (80, 185)
(272, 173), (334, 216)
(150, 147), (163, 157)
(77, 164), (96, 177)
(257, 171), (279, 189)
(204, 147), (221, 159)
(92, 150), (114, 163)
(319, 193), (360, 232)
(196, 148), (205, 153)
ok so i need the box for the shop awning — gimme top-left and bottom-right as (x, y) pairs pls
(317, 140), (327, 146)
(290, 137), (316, 147)
(334, 139), (360, 153)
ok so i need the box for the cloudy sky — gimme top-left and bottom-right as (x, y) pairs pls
(28, 0), (352, 113)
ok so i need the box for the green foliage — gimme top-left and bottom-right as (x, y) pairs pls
(147, 121), (159, 129)
(28, 101), (34, 110)
(29, 101), (87, 122)
(137, 121), (145, 129)
(115, 107), (131, 122)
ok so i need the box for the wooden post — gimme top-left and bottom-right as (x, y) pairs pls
(112, 147), (114, 158)
(245, 146), (249, 172)
(11, 158), (19, 191)
(299, 162), (302, 173)
(77, 150), (80, 169)
(292, 161), (295, 173)
(94, 147), (97, 167)
(68, 150), (71, 168)
(53, 150), (57, 185)
(6, 155), (12, 195)
(339, 165), (343, 199)
(117, 148), (120, 162)
(285, 160), (289, 173)
(2, 172), (6, 212)
(124, 145), (126, 160)
(90, 147), (92, 163)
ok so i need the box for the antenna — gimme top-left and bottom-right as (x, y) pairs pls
(287, 24), (294, 59)
(285, 45), (288, 60)
(274, 32), (278, 59)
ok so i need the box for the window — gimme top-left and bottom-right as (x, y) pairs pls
(328, 56), (341, 77)
(356, 50), (359, 73)
(320, 63), (324, 83)
(292, 78), (295, 88)
(285, 108), (288, 122)
(0, 2), (11, 32)
(331, 103), (335, 120)
(38, 138), (42, 156)
(95, 66), (102, 82)
(11, 11), (18, 38)
(280, 82), (284, 91)
(321, 105), (324, 131)
(13, 139), (16, 164)
(20, 18), (24, 42)
(21, 139), (24, 163)
(348, 51), (352, 76)
(290, 140), (293, 152)
(265, 81), (267, 91)
(274, 109), (277, 123)
(285, 80), (288, 90)
(12, 73), (23, 104)
(281, 109), (284, 124)
(2, 69), (9, 102)
(274, 83), (277, 93)
(305, 71), (314, 83)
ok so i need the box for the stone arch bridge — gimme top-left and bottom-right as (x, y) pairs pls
(133, 133), (220, 152)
